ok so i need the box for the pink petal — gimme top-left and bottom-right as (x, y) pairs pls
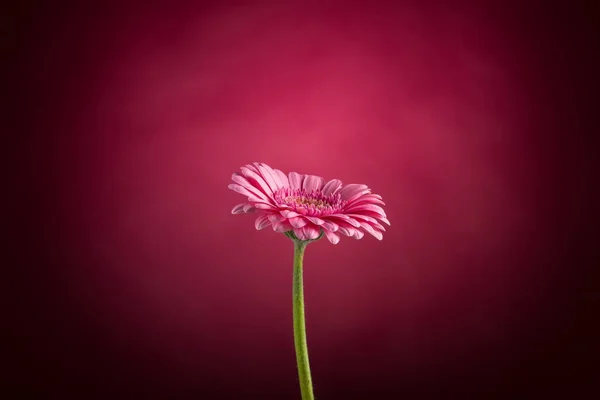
(355, 212), (390, 226)
(289, 217), (307, 228)
(288, 172), (305, 189)
(347, 214), (377, 223)
(345, 194), (386, 207)
(338, 226), (357, 237)
(293, 227), (307, 240)
(243, 204), (256, 213)
(345, 188), (373, 203)
(327, 218), (359, 232)
(231, 173), (271, 202)
(338, 184), (370, 201)
(268, 214), (285, 223)
(321, 220), (339, 232)
(228, 183), (259, 199)
(241, 166), (275, 197)
(255, 163), (282, 192)
(360, 222), (383, 240)
(348, 214), (386, 231)
(272, 219), (293, 233)
(253, 202), (277, 210)
(294, 225), (320, 240)
(231, 203), (247, 214)
(329, 214), (361, 228)
(281, 210), (301, 218)
(245, 163), (261, 172)
(302, 175), (325, 192)
(305, 216), (325, 225)
(353, 229), (365, 239)
(274, 169), (290, 187)
(324, 230), (340, 244)
(246, 195), (267, 204)
(344, 203), (387, 218)
(322, 179), (342, 196)
(303, 225), (321, 240)
(255, 215), (272, 230)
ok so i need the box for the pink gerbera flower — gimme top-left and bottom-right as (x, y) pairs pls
(229, 162), (389, 399)
(229, 162), (389, 244)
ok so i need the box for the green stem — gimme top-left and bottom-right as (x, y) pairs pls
(293, 240), (314, 400)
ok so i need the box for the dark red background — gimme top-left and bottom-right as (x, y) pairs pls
(6, 1), (598, 399)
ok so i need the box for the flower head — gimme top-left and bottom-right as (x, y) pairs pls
(229, 163), (389, 244)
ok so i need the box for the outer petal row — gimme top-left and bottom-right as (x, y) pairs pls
(231, 163), (389, 242)
(322, 179), (342, 196)
(293, 225), (321, 240)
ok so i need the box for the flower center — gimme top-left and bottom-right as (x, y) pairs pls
(274, 187), (345, 216)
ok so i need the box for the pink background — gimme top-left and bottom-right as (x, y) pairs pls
(8, 1), (597, 398)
